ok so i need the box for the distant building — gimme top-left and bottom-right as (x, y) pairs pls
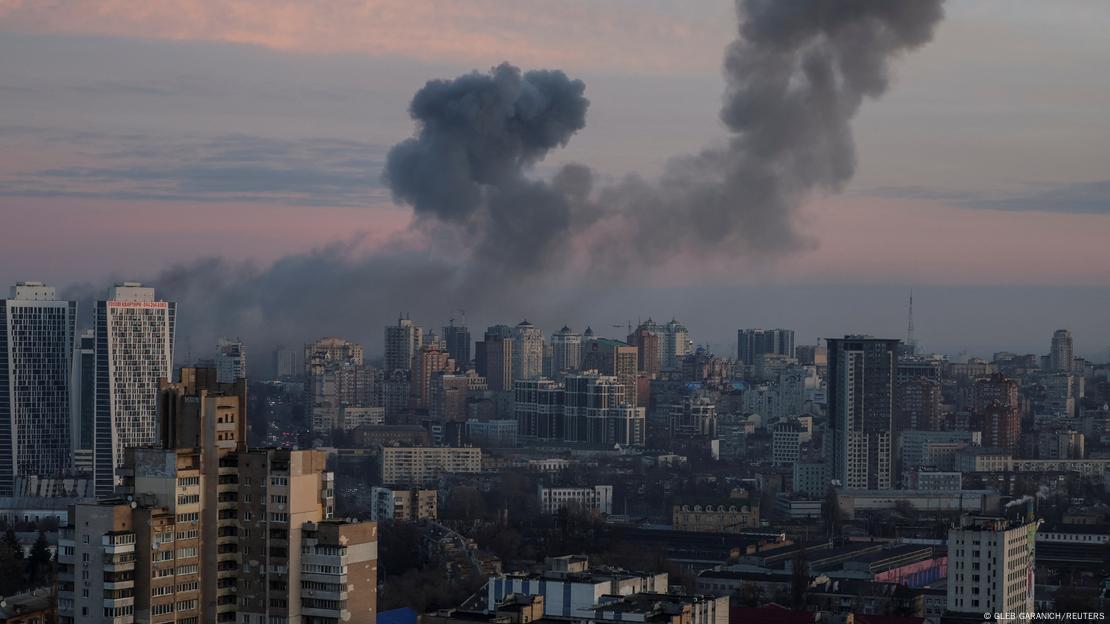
(442, 322), (471, 369)
(581, 338), (639, 406)
(627, 322), (661, 377)
(272, 345), (302, 379)
(465, 419), (518, 448)
(538, 485), (613, 515)
(370, 487), (437, 522)
(514, 378), (566, 441)
(512, 320), (544, 382)
(564, 373), (645, 447)
(71, 329), (96, 469)
(908, 468), (962, 491)
(981, 401), (1022, 453)
(412, 340), (454, 409)
(215, 336), (246, 383)
(487, 559), (666, 619)
(1049, 329), (1073, 372)
(737, 328), (795, 367)
(828, 336), (899, 490)
(670, 395), (718, 438)
(946, 514), (1039, 618)
(672, 503), (759, 533)
(93, 282), (176, 496)
(0, 282), (77, 495)
(771, 421), (803, 467)
(304, 337), (375, 433)
(385, 315), (423, 373)
(549, 326), (582, 379)
(380, 446), (481, 486)
(477, 325), (514, 393)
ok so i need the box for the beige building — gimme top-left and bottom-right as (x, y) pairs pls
(380, 446), (482, 486)
(672, 503), (760, 533)
(370, 487), (438, 521)
(58, 367), (376, 624)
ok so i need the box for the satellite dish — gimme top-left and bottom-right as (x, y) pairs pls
(130, 501), (137, 509)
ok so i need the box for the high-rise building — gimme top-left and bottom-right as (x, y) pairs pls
(627, 323), (661, 377)
(581, 338), (639, 406)
(973, 373), (1022, 451)
(827, 336), (899, 490)
(478, 325), (514, 393)
(61, 367), (378, 624)
(655, 319), (690, 371)
(412, 341), (454, 410)
(0, 282), (77, 495)
(946, 513), (1039, 619)
(93, 282), (176, 496)
(669, 395), (718, 438)
(1049, 329), (1073, 372)
(442, 322), (471, 369)
(563, 372), (645, 447)
(897, 377), (942, 432)
(549, 326), (582, 379)
(737, 328), (795, 367)
(71, 329), (96, 474)
(272, 345), (302, 379)
(430, 371), (487, 422)
(304, 337), (376, 433)
(384, 315), (423, 373)
(215, 337), (246, 383)
(514, 378), (566, 441)
(512, 320), (544, 381)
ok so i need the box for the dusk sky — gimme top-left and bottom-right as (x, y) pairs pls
(2, 1), (1109, 361)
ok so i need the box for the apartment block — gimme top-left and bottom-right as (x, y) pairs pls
(380, 446), (482, 486)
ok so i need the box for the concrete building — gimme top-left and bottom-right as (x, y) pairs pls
(304, 337), (376, 433)
(384, 316), (423, 374)
(477, 325), (514, 393)
(380, 446), (482, 486)
(412, 341), (454, 410)
(589, 593), (728, 624)
(897, 377), (942, 432)
(836, 489), (1000, 515)
(792, 461), (831, 497)
(441, 323), (471, 370)
(488, 560), (666, 620)
(1049, 329), (1073, 372)
(549, 326), (582, 379)
(828, 336), (899, 490)
(627, 323), (661, 377)
(908, 468), (962, 491)
(771, 421), (803, 467)
(946, 514), (1039, 618)
(581, 338), (639, 407)
(511, 320), (544, 382)
(672, 503), (759, 533)
(465, 419), (517, 448)
(72, 329), (96, 472)
(214, 337), (246, 383)
(564, 373), (645, 447)
(538, 485), (613, 515)
(514, 378), (566, 441)
(0, 282), (77, 494)
(900, 430), (981, 473)
(431, 372), (488, 422)
(93, 282), (176, 496)
(369, 487), (437, 522)
(737, 328), (795, 367)
(669, 395), (718, 438)
(981, 401), (1022, 453)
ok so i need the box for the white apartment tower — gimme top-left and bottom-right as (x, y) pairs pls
(947, 514), (1039, 618)
(93, 282), (176, 496)
(384, 316), (422, 373)
(0, 282), (77, 495)
(512, 320), (545, 381)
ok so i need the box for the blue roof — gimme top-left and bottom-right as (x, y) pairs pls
(378, 607), (418, 624)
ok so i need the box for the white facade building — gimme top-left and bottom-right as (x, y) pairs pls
(0, 282), (77, 494)
(93, 283), (176, 496)
(538, 485), (613, 515)
(947, 515), (1039, 618)
(512, 320), (545, 381)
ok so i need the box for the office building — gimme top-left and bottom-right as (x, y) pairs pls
(384, 316), (423, 373)
(737, 328), (795, 367)
(71, 329), (96, 473)
(828, 336), (899, 490)
(549, 326), (582, 379)
(442, 322), (471, 369)
(512, 320), (544, 382)
(0, 282), (77, 495)
(93, 282), (176, 496)
(537, 485), (613, 515)
(380, 446), (482, 485)
(946, 514), (1039, 618)
(214, 337), (246, 383)
(1049, 329), (1073, 372)
(771, 420), (803, 466)
(477, 325), (513, 393)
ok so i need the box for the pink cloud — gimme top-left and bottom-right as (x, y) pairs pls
(0, 0), (727, 73)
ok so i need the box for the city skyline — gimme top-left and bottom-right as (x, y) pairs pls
(2, 1), (1110, 360)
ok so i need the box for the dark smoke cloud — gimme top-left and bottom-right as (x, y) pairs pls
(85, 1), (945, 365)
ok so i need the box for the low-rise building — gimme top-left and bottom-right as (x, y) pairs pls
(672, 503), (759, 533)
(370, 487), (438, 522)
(538, 485), (613, 516)
(380, 446), (482, 486)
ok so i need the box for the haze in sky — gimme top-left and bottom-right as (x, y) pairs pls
(1, 1), (1109, 360)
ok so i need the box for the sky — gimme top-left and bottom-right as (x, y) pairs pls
(1, 1), (1109, 363)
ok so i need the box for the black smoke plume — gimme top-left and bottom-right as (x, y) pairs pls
(85, 0), (946, 364)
